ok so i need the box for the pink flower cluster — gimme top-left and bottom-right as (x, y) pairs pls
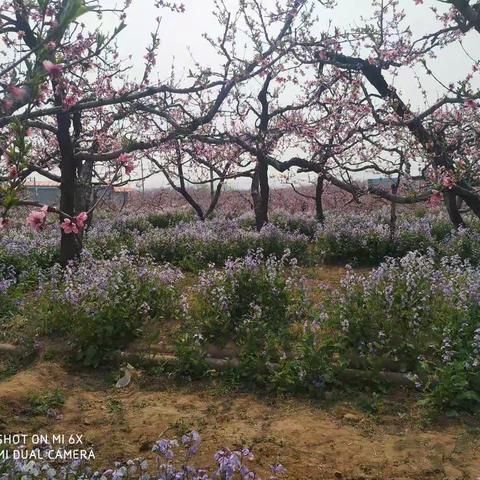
(26, 205), (48, 232)
(42, 60), (64, 78)
(25, 207), (88, 234)
(118, 153), (136, 175)
(2, 152), (18, 178)
(427, 190), (443, 208)
(441, 173), (454, 189)
(1, 84), (28, 111)
(7, 84), (28, 101)
(60, 212), (88, 234)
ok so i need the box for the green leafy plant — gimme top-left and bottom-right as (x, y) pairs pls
(27, 388), (65, 416)
(321, 252), (480, 412)
(26, 253), (184, 366)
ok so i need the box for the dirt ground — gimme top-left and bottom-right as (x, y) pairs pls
(0, 361), (479, 480)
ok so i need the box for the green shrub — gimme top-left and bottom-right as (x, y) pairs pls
(27, 388), (65, 415)
(177, 250), (325, 390)
(0, 265), (18, 320)
(0, 225), (59, 276)
(321, 252), (480, 412)
(27, 253), (184, 366)
(147, 210), (194, 229)
(270, 211), (319, 238)
(136, 220), (311, 271)
(115, 215), (152, 234)
(440, 227), (480, 265)
(84, 222), (135, 259)
(314, 213), (436, 265)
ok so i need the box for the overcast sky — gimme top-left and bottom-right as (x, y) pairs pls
(111, 0), (478, 97)
(84, 0), (479, 189)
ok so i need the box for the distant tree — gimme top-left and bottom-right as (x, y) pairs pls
(146, 138), (251, 221)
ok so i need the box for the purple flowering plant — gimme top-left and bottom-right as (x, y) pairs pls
(175, 249), (320, 387)
(25, 252), (184, 366)
(135, 219), (310, 271)
(0, 432), (287, 480)
(322, 251), (480, 410)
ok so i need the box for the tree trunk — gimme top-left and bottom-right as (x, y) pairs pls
(57, 110), (81, 265)
(388, 183), (398, 241)
(187, 196), (205, 221)
(75, 160), (95, 232)
(456, 196), (464, 211)
(444, 190), (464, 228)
(205, 175), (227, 219)
(251, 159), (269, 231)
(389, 200), (397, 241)
(209, 166), (215, 202)
(251, 73), (272, 232)
(73, 112), (95, 231)
(315, 174), (325, 225)
(75, 161), (94, 212)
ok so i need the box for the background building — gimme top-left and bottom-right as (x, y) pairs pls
(24, 181), (132, 208)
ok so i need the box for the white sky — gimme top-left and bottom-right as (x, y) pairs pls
(83, 0), (480, 189)
(112, 0), (478, 95)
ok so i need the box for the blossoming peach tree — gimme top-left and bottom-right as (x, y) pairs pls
(184, 0), (479, 233)
(1, 0), (309, 264)
(0, 0), (175, 263)
(285, 0), (480, 226)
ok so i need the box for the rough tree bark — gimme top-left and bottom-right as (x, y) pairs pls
(251, 158), (270, 230)
(444, 191), (465, 228)
(250, 74), (272, 231)
(57, 109), (81, 265)
(315, 174), (325, 225)
(389, 183), (398, 241)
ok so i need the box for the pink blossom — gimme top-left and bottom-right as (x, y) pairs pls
(76, 211), (88, 229)
(427, 190), (443, 208)
(63, 96), (77, 109)
(2, 98), (13, 112)
(117, 153), (129, 164)
(465, 99), (477, 109)
(8, 84), (28, 101)
(117, 153), (136, 175)
(60, 212), (88, 234)
(60, 218), (79, 234)
(124, 160), (136, 175)
(42, 60), (63, 77)
(317, 50), (329, 60)
(47, 41), (56, 50)
(8, 165), (18, 178)
(441, 174), (454, 189)
(26, 206), (48, 232)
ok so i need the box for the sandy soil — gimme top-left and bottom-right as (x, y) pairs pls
(0, 361), (479, 480)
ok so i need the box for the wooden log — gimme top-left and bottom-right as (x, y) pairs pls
(342, 368), (417, 387)
(0, 343), (27, 356)
(129, 343), (240, 359)
(122, 351), (419, 387)
(122, 351), (240, 369)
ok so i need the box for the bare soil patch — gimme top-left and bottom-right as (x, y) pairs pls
(0, 361), (479, 480)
